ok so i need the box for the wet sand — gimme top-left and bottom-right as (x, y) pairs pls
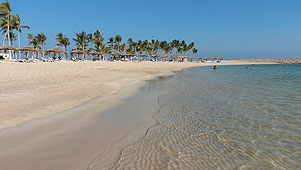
(0, 75), (163, 170)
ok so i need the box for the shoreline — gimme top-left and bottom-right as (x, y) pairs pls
(0, 60), (273, 170)
(0, 60), (270, 131)
(0, 66), (177, 170)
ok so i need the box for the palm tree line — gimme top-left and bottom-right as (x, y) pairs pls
(0, 0), (198, 61)
(71, 31), (198, 61)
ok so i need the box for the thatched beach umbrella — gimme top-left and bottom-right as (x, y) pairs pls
(110, 52), (121, 56)
(0, 46), (16, 50)
(89, 51), (105, 61)
(161, 55), (169, 62)
(109, 53), (121, 61)
(46, 48), (66, 54)
(171, 56), (179, 61)
(122, 53), (135, 61)
(46, 48), (67, 60)
(34, 48), (45, 59)
(35, 49), (44, 52)
(70, 50), (86, 60)
(125, 53), (135, 57)
(0, 46), (16, 60)
(137, 54), (147, 61)
(138, 54), (147, 57)
(70, 49), (85, 54)
(16, 47), (37, 60)
(150, 55), (159, 61)
(89, 51), (103, 56)
(16, 47), (36, 51)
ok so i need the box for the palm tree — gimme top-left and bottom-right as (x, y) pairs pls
(121, 43), (126, 53)
(120, 43), (127, 60)
(0, 0), (11, 47)
(188, 42), (195, 57)
(146, 45), (153, 61)
(188, 42), (195, 49)
(164, 44), (172, 57)
(94, 41), (105, 59)
(56, 33), (70, 59)
(56, 33), (63, 45)
(87, 33), (94, 61)
(36, 33), (46, 58)
(11, 14), (30, 59)
(114, 34), (122, 52)
(141, 40), (148, 60)
(93, 30), (105, 60)
(192, 48), (198, 57)
(28, 34), (39, 49)
(159, 41), (169, 56)
(27, 33), (32, 45)
(73, 31), (88, 60)
(177, 46), (183, 58)
(135, 40), (143, 61)
(127, 38), (134, 48)
(170, 40), (179, 56)
(108, 37), (114, 51)
(9, 31), (16, 44)
(27, 33), (39, 59)
(61, 37), (70, 59)
(153, 40), (160, 55)
(94, 30), (104, 44)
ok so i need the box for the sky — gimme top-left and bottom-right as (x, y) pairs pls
(10, 0), (301, 59)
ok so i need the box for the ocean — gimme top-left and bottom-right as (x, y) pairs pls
(93, 64), (301, 170)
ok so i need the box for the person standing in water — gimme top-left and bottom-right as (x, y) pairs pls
(213, 65), (218, 70)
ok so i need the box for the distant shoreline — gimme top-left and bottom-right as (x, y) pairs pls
(233, 58), (301, 64)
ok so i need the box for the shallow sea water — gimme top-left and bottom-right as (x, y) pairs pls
(93, 64), (301, 170)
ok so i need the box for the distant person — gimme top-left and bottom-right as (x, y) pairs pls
(213, 65), (218, 70)
(246, 66), (248, 69)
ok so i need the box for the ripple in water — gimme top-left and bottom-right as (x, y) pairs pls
(94, 64), (301, 170)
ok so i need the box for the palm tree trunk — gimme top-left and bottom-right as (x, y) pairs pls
(42, 44), (45, 58)
(63, 46), (66, 60)
(7, 24), (10, 46)
(17, 30), (21, 60)
(7, 17), (11, 59)
(2, 32), (7, 46)
(82, 44), (85, 60)
(65, 46), (68, 60)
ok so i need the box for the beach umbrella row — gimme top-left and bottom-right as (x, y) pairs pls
(0, 46), (67, 53)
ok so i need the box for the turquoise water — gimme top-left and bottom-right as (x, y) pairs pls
(108, 64), (301, 169)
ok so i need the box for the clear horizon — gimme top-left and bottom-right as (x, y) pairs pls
(11, 0), (301, 59)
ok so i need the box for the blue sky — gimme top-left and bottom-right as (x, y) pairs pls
(11, 0), (301, 59)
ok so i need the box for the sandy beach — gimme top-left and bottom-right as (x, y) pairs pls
(0, 60), (270, 170)
(0, 60), (266, 130)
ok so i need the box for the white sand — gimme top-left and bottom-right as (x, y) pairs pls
(0, 60), (267, 130)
